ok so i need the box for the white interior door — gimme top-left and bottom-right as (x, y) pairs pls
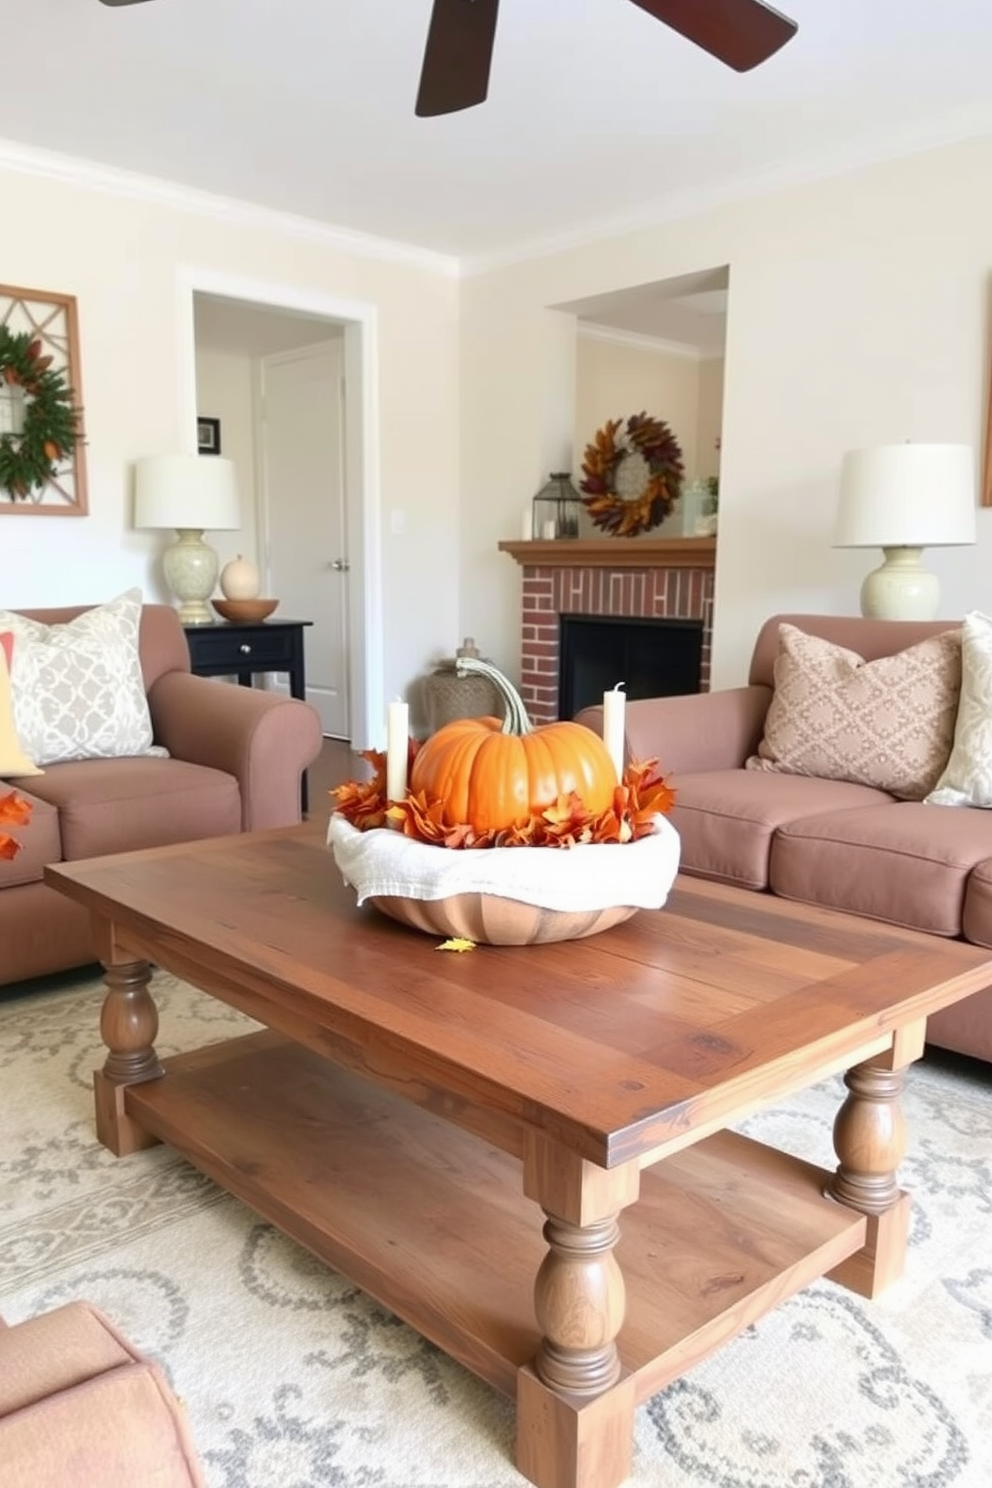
(259, 341), (349, 737)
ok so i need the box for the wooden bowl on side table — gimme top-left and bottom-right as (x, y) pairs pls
(211, 599), (279, 623)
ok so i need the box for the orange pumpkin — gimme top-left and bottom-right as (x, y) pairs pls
(409, 659), (618, 833)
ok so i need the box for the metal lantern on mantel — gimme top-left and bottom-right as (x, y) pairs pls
(532, 472), (581, 540)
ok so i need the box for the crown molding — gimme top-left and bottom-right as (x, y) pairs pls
(462, 100), (992, 277)
(0, 138), (460, 278)
(578, 321), (703, 361)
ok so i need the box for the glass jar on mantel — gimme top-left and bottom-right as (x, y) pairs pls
(678, 478), (718, 537)
(532, 473), (581, 540)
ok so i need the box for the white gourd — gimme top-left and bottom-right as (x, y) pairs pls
(220, 555), (260, 600)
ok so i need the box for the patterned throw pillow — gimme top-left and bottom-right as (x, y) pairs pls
(0, 589), (153, 767)
(0, 632), (42, 777)
(746, 622), (961, 800)
(926, 610), (992, 807)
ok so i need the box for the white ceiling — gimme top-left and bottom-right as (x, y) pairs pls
(9, 1), (992, 272)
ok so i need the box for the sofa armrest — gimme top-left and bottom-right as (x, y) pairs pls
(0, 1302), (207, 1488)
(575, 684), (773, 775)
(147, 672), (323, 831)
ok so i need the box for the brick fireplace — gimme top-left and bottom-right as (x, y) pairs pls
(499, 536), (716, 725)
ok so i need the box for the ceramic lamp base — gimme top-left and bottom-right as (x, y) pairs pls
(860, 546), (939, 621)
(162, 528), (220, 626)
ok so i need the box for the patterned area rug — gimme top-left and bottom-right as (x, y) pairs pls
(2, 968), (991, 1488)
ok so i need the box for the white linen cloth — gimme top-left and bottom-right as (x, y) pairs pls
(327, 813), (681, 912)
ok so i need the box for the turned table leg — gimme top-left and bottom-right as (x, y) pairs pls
(517, 1135), (639, 1488)
(826, 1029), (922, 1298)
(532, 1212), (625, 1396)
(93, 959), (164, 1157)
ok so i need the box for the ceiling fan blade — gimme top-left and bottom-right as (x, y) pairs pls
(416, 0), (500, 118)
(628, 0), (797, 72)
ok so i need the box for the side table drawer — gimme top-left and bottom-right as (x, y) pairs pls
(186, 628), (295, 670)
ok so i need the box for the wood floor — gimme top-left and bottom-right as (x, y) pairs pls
(305, 737), (371, 823)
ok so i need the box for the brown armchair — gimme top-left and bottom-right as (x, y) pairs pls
(1, 603), (323, 986)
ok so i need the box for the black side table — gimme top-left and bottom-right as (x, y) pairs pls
(183, 619), (314, 811)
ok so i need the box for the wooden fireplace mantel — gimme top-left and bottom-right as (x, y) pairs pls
(498, 536), (716, 571)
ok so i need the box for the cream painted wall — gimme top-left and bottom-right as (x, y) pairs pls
(192, 347), (260, 580)
(0, 163), (460, 722)
(696, 357), (725, 486)
(7, 130), (992, 710)
(460, 134), (992, 689)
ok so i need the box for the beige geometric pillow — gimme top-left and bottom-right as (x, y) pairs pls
(926, 610), (992, 807)
(0, 589), (153, 767)
(746, 622), (961, 800)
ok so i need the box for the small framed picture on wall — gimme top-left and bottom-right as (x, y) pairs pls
(197, 417), (221, 455)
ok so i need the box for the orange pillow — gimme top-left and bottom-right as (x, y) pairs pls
(0, 632), (42, 777)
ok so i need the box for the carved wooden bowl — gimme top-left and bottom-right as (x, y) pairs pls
(368, 893), (638, 945)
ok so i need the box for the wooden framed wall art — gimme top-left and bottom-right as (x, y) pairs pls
(0, 284), (87, 515)
(984, 330), (992, 507)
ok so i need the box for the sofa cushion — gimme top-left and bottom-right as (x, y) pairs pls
(25, 757), (241, 860)
(669, 770), (893, 890)
(0, 633), (41, 778)
(747, 622), (961, 800)
(926, 609), (992, 808)
(0, 789), (61, 889)
(770, 802), (992, 936)
(0, 589), (154, 766)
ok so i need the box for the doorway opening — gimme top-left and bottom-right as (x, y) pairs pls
(180, 267), (382, 750)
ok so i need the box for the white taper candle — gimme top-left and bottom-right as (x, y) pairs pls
(602, 684), (626, 781)
(386, 698), (409, 803)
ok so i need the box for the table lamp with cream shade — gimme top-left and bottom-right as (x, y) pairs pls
(134, 454), (242, 625)
(834, 443), (976, 620)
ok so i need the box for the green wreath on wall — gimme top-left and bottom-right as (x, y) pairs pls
(0, 326), (82, 501)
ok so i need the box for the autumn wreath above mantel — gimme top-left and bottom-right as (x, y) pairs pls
(579, 412), (684, 538)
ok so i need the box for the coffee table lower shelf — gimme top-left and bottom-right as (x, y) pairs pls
(121, 1029), (867, 1416)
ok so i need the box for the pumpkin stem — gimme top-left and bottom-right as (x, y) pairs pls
(454, 656), (533, 736)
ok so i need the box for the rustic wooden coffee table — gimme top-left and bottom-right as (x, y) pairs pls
(46, 827), (992, 1488)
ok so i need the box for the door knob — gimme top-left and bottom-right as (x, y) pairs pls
(330, 558), (350, 571)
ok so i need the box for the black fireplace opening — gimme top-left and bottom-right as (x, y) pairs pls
(559, 615), (703, 719)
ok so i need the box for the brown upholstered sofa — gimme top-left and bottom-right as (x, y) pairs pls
(577, 613), (992, 1066)
(1, 603), (323, 987)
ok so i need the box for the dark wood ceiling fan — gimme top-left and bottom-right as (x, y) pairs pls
(414, 0), (797, 116)
(97, 0), (798, 117)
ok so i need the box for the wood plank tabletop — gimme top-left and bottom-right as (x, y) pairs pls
(46, 826), (992, 1166)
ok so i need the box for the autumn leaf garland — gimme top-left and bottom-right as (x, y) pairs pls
(331, 745), (675, 850)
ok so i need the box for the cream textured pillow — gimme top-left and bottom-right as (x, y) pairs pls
(0, 632), (42, 777)
(746, 622), (961, 800)
(926, 610), (992, 807)
(0, 589), (154, 766)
